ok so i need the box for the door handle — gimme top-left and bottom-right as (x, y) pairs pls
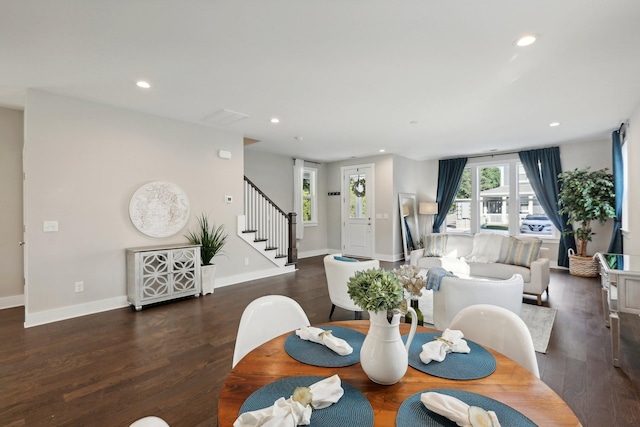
(18, 241), (25, 246)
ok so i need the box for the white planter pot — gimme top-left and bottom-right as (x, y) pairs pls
(201, 264), (217, 295)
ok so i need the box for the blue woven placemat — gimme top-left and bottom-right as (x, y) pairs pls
(239, 375), (374, 427)
(284, 326), (365, 367)
(404, 332), (496, 380)
(396, 388), (537, 426)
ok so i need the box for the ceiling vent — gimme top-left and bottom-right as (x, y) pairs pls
(202, 109), (249, 126)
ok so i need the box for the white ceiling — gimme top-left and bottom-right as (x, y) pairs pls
(2, 0), (639, 163)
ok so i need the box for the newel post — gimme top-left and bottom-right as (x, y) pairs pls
(287, 212), (297, 265)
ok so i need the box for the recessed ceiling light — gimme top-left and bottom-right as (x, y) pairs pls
(270, 117), (280, 124)
(294, 136), (304, 141)
(409, 120), (418, 125)
(136, 80), (151, 89)
(379, 149), (385, 153)
(515, 34), (538, 47)
(549, 122), (561, 127)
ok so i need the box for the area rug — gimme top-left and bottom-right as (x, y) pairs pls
(415, 290), (556, 353)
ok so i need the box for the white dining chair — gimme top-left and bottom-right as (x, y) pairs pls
(232, 295), (310, 368)
(323, 254), (380, 319)
(129, 416), (170, 427)
(449, 303), (540, 378)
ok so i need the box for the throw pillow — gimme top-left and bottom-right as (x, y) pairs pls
(465, 234), (504, 263)
(333, 255), (359, 262)
(504, 237), (542, 268)
(423, 234), (448, 257)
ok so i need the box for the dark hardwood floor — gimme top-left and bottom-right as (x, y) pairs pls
(1, 256), (639, 426)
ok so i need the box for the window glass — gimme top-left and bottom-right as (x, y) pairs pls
(479, 165), (508, 234)
(518, 164), (553, 236)
(446, 160), (556, 237)
(349, 173), (367, 219)
(447, 168), (471, 233)
(302, 168), (317, 225)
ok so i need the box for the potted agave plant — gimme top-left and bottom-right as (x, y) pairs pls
(185, 212), (227, 295)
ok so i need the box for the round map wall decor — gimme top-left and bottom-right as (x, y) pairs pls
(129, 181), (190, 238)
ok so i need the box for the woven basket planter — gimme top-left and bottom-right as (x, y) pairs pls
(568, 248), (598, 277)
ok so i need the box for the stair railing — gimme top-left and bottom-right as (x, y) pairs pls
(244, 176), (297, 265)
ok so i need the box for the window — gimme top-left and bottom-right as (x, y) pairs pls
(348, 172), (368, 219)
(446, 158), (557, 238)
(302, 167), (317, 225)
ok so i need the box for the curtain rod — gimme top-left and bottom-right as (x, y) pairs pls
(618, 121), (628, 133)
(458, 145), (560, 161)
(293, 158), (322, 165)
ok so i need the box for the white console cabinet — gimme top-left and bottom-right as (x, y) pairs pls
(126, 244), (201, 311)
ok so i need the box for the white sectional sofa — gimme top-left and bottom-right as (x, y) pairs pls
(410, 233), (550, 305)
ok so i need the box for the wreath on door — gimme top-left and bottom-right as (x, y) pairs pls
(352, 178), (366, 198)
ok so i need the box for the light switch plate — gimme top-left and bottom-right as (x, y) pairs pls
(225, 195), (233, 204)
(44, 221), (58, 232)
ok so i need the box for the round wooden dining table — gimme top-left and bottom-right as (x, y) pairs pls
(218, 320), (582, 426)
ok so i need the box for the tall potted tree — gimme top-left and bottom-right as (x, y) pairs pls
(185, 212), (228, 294)
(558, 167), (615, 277)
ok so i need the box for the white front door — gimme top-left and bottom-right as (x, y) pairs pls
(341, 165), (374, 258)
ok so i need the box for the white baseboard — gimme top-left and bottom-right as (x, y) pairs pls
(215, 265), (297, 289)
(0, 294), (24, 310)
(24, 296), (129, 328)
(22, 266), (298, 328)
(298, 248), (332, 259)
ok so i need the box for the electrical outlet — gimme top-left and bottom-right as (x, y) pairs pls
(75, 281), (84, 292)
(244, 257), (249, 266)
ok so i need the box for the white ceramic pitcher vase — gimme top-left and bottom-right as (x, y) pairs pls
(360, 307), (418, 385)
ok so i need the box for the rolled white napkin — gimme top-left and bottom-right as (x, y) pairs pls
(234, 374), (345, 427)
(420, 329), (471, 364)
(421, 392), (501, 427)
(295, 326), (353, 356)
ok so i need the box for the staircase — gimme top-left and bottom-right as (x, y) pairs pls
(238, 176), (297, 269)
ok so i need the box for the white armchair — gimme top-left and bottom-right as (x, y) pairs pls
(432, 274), (524, 331)
(323, 254), (380, 319)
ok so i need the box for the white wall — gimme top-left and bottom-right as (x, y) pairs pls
(393, 155), (423, 258)
(417, 158), (439, 234)
(244, 149), (329, 258)
(624, 102), (639, 254)
(17, 88), (634, 327)
(23, 90), (276, 326)
(326, 154), (424, 261)
(0, 107), (24, 308)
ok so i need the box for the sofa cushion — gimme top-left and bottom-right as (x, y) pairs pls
(464, 234), (507, 263)
(469, 262), (531, 282)
(423, 234), (448, 257)
(443, 234), (474, 258)
(503, 237), (542, 268)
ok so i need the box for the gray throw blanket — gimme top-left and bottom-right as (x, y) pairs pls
(425, 267), (456, 291)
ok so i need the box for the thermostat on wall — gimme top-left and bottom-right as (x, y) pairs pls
(225, 195), (233, 204)
(218, 150), (232, 159)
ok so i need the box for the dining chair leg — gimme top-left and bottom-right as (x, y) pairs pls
(329, 304), (336, 319)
